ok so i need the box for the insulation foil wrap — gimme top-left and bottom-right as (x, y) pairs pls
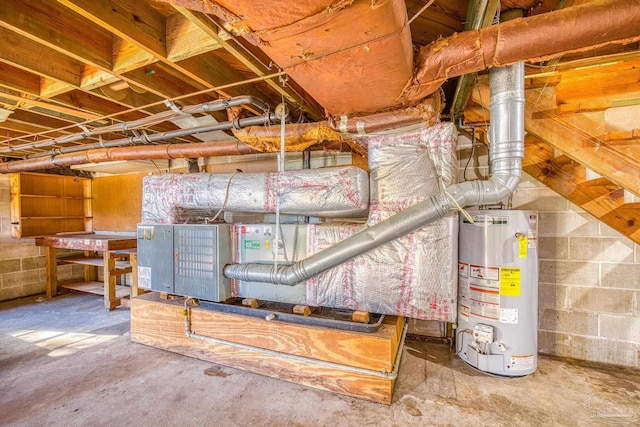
(141, 166), (369, 223)
(307, 123), (458, 321)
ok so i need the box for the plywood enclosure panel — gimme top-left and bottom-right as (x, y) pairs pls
(130, 293), (400, 404)
(92, 173), (144, 232)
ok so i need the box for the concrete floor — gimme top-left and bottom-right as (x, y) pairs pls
(1, 293), (638, 427)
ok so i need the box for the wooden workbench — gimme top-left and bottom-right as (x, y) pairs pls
(36, 233), (137, 310)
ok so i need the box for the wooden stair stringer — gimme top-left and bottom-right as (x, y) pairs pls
(523, 135), (640, 244)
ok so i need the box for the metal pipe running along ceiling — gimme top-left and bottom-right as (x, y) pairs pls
(223, 61), (526, 285)
(0, 96), (269, 155)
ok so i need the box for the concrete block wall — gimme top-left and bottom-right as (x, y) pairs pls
(0, 175), (46, 301)
(0, 175), (83, 302)
(459, 137), (640, 368)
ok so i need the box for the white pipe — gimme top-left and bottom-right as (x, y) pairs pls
(223, 62), (525, 286)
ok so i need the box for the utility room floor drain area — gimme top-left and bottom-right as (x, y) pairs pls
(1, 293), (638, 427)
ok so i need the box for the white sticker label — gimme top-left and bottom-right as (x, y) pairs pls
(510, 355), (535, 371)
(138, 266), (152, 290)
(470, 265), (500, 281)
(500, 308), (518, 324)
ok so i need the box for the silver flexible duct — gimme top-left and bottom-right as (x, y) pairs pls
(223, 62), (525, 286)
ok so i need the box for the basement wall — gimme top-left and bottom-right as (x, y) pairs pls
(459, 136), (640, 368)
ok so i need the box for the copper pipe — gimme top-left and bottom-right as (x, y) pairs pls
(402, 0), (640, 104)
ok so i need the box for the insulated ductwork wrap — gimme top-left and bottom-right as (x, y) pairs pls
(224, 62), (525, 290)
(141, 166), (369, 222)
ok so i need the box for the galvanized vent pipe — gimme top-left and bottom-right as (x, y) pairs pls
(223, 62), (525, 285)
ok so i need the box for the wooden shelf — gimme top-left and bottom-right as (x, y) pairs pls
(58, 255), (132, 274)
(19, 194), (88, 200)
(61, 281), (131, 299)
(22, 216), (91, 220)
(10, 172), (92, 238)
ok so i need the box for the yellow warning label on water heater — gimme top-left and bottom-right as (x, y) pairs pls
(500, 267), (521, 297)
(518, 235), (528, 258)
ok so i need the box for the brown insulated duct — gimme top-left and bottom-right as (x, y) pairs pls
(164, 0), (640, 116)
(326, 94), (442, 135)
(162, 0), (415, 116)
(402, 0), (640, 104)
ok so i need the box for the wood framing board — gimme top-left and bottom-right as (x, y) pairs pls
(130, 292), (404, 404)
(36, 233), (137, 251)
(92, 173), (144, 232)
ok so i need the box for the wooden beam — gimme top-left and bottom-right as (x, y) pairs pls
(0, 27), (83, 87)
(472, 82), (640, 198)
(57, 0), (251, 104)
(525, 101), (640, 196)
(57, 0), (167, 59)
(53, 90), (148, 122)
(0, 90), (103, 121)
(0, 62), (41, 95)
(112, 38), (157, 75)
(532, 97), (640, 117)
(166, 12), (221, 62)
(525, 74), (562, 89)
(555, 60), (640, 105)
(40, 79), (77, 99)
(601, 129), (640, 142)
(175, 53), (269, 101)
(0, 0), (112, 70)
(601, 203), (640, 243)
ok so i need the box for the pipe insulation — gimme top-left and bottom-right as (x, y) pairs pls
(223, 62), (525, 285)
(141, 166), (370, 222)
(401, 0), (640, 104)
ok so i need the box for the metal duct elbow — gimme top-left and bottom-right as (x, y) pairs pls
(224, 62), (525, 286)
(446, 63), (525, 207)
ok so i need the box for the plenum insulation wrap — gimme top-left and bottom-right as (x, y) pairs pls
(223, 62), (525, 285)
(141, 166), (370, 223)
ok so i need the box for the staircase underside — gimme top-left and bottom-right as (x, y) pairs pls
(467, 56), (640, 244)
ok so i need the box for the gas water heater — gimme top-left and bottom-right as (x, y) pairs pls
(457, 209), (539, 376)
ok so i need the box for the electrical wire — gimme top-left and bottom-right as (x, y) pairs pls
(463, 127), (476, 182)
(444, 189), (474, 224)
(408, 0), (436, 25)
(455, 329), (474, 354)
(208, 169), (242, 223)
